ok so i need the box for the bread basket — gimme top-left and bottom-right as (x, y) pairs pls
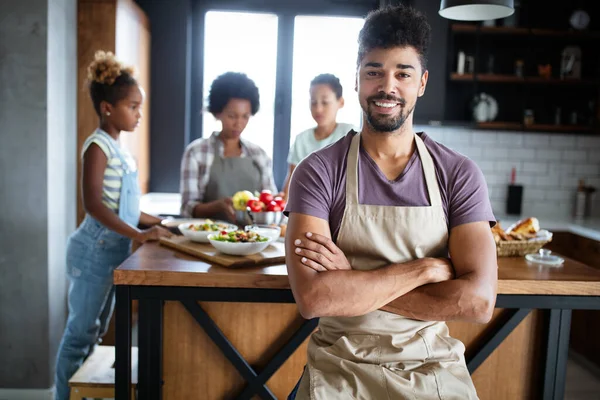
(496, 233), (552, 257)
(493, 217), (553, 257)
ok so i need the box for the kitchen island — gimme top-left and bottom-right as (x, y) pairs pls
(114, 241), (600, 400)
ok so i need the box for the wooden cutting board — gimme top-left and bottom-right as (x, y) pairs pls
(159, 236), (286, 268)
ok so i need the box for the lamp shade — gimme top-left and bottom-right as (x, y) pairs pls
(439, 0), (514, 21)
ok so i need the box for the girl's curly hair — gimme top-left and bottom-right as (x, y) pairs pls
(87, 51), (138, 116)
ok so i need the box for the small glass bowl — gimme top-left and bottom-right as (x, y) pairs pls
(525, 249), (564, 266)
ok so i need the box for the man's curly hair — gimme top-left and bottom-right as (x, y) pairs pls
(208, 72), (260, 116)
(357, 5), (431, 73)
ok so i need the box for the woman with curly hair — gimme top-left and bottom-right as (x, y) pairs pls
(180, 71), (278, 222)
(53, 51), (172, 400)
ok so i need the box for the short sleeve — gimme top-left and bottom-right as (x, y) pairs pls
(82, 136), (111, 160)
(287, 133), (304, 165)
(284, 153), (332, 221)
(448, 158), (496, 229)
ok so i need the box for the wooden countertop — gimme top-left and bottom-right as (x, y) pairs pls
(113, 242), (600, 295)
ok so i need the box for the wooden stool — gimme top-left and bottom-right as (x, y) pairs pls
(69, 345), (138, 400)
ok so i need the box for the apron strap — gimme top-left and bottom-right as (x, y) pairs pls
(345, 133), (361, 206)
(345, 132), (443, 207)
(414, 134), (443, 207)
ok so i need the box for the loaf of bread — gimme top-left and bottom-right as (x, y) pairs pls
(491, 223), (510, 243)
(492, 217), (541, 242)
(507, 217), (540, 236)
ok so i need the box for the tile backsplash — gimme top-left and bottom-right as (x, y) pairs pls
(416, 126), (600, 219)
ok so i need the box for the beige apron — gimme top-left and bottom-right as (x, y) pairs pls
(295, 133), (478, 400)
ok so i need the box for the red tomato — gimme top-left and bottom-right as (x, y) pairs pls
(259, 190), (274, 204)
(266, 201), (282, 212)
(273, 196), (286, 208)
(247, 199), (263, 212)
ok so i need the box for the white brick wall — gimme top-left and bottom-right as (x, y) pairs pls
(417, 126), (600, 218)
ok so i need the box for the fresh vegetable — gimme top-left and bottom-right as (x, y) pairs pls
(232, 190), (255, 211)
(211, 230), (269, 243)
(247, 199), (263, 212)
(259, 190), (274, 205)
(266, 201), (282, 212)
(273, 196), (286, 209)
(233, 189), (284, 214)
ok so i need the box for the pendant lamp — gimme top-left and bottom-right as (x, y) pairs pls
(439, 0), (514, 21)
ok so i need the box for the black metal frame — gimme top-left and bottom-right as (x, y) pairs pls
(116, 288), (600, 400)
(116, 287), (316, 400)
(466, 308), (532, 373)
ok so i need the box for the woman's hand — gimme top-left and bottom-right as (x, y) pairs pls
(215, 197), (236, 222)
(293, 232), (351, 272)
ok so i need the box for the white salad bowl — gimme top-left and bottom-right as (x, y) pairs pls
(207, 234), (275, 256)
(245, 224), (281, 241)
(178, 221), (238, 243)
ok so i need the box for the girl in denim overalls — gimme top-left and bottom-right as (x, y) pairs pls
(54, 51), (172, 400)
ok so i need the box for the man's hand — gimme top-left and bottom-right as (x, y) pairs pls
(293, 232), (352, 272)
(286, 213), (455, 318)
(380, 221), (497, 323)
(428, 257), (456, 282)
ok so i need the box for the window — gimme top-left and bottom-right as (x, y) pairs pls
(289, 16), (364, 147)
(201, 11), (278, 158)
(190, 4), (372, 190)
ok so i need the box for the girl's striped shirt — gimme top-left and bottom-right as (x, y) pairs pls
(81, 129), (137, 212)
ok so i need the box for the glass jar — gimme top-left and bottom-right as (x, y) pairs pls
(515, 60), (524, 77)
(524, 109), (534, 126)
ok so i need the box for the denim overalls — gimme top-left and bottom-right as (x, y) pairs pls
(54, 129), (141, 400)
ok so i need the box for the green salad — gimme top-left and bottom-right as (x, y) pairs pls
(212, 230), (269, 243)
(186, 219), (230, 232)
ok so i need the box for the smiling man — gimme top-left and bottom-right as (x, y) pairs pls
(284, 5), (498, 400)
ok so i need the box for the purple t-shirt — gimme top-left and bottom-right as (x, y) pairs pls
(285, 131), (496, 241)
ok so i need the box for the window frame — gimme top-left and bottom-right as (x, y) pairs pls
(190, 0), (375, 188)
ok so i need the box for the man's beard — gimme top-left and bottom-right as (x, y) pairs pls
(364, 94), (414, 132)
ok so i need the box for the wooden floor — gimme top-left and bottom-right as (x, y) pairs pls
(566, 352), (600, 400)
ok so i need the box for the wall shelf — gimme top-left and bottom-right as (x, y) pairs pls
(452, 24), (528, 35)
(451, 24), (600, 38)
(477, 121), (594, 133)
(450, 73), (599, 85)
(445, 3), (600, 133)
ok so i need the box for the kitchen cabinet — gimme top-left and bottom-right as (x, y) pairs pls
(546, 231), (600, 369)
